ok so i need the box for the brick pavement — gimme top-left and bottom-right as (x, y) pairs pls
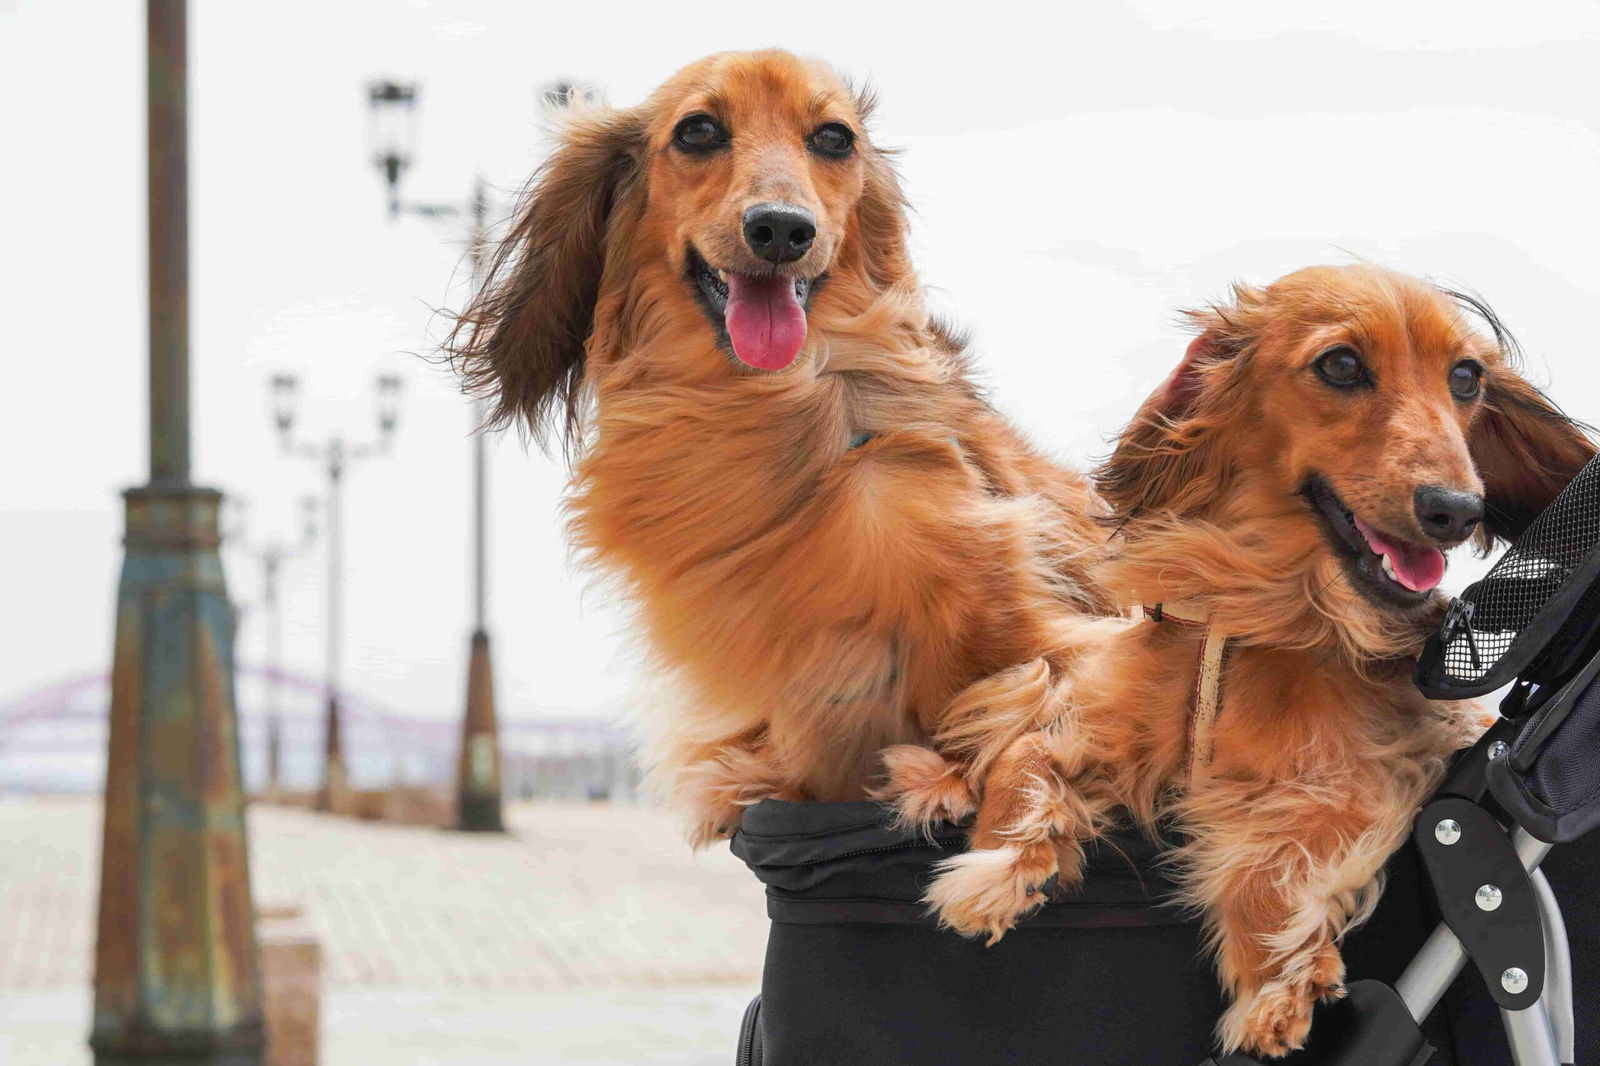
(0, 795), (768, 1063)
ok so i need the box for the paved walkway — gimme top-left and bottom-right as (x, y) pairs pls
(0, 796), (767, 1063)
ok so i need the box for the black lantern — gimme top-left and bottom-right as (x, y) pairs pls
(376, 374), (403, 438)
(366, 80), (418, 217)
(270, 374), (299, 438)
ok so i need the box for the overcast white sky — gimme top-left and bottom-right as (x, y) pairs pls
(4, 1), (1600, 725)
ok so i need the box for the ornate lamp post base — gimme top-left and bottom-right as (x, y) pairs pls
(455, 630), (505, 832)
(92, 1031), (264, 1066)
(91, 487), (265, 1066)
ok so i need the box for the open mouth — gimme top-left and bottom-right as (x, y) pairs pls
(1303, 475), (1448, 611)
(686, 246), (818, 370)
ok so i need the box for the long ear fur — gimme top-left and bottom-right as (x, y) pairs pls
(1443, 290), (1597, 546)
(1094, 285), (1265, 524)
(447, 105), (647, 449)
(1470, 369), (1595, 545)
(842, 85), (914, 295)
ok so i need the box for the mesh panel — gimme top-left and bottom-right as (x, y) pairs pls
(1435, 455), (1600, 686)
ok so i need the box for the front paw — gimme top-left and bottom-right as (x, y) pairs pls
(924, 840), (1062, 945)
(1221, 978), (1317, 1059)
(1220, 947), (1345, 1061)
(874, 745), (977, 830)
(1306, 941), (1347, 1004)
(684, 802), (744, 850)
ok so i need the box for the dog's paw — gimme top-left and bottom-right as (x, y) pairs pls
(924, 840), (1060, 945)
(1306, 941), (1347, 1004)
(684, 803), (744, 850)
(874, 745), (977, 829)
(1220, 969), (1333, 1059)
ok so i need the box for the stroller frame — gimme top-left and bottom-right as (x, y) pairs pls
(1395, 826), (1572, 1066)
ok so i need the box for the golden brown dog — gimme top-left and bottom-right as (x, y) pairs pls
(447, 50), (1113, 846)
(885, 265), (1594, 1056)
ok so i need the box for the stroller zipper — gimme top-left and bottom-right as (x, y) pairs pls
(736, 994), (762, 1066)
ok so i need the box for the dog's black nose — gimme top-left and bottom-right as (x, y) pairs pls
(1415, 485), (1484, 542)
(743, 203), (816, 263)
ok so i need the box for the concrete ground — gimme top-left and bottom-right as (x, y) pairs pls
(0, 796), (767, 1064)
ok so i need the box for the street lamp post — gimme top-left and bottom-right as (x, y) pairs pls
(271, 374), (401, 812)
(367, 79), (505, 832)
(228, 496), (319, 798)
(91, 1), (265, 1062)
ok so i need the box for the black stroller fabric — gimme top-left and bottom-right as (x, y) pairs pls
(1491, 645), (1600, 845)
(732, 800), (1458, 1066)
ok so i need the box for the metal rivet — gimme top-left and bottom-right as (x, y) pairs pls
(1434, 819), (1462, 845)
(1502, 967), (1529, 995)
(1476, 884), (1503, 912)
(1488, 741), (1510, 761)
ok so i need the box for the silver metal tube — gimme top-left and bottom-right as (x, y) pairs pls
(1396, 921), (1469, 1021)
(1514, 828), (1554, 871)
(1502, 1002), (1561, 1066)
(1531, 868), (1574, 1064)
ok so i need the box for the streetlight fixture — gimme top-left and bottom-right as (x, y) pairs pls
(271, 373), (403, 812)
(367, 78), (543, 833)
(270, 373), (298, 434)
(376, 372), (403, 434)
(366, 80), (417, 218)
(229, 495), (320, 799)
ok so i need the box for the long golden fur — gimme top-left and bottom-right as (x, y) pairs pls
(447, 51), (1112, 846)
(885, 265), (1595, 1057)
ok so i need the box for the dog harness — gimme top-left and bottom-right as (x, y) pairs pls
(1142, 602), (1232, 786)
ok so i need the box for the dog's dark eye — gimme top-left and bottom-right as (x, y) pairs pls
(1448, 360), (1484, 400)
(808, 123), (855, 157)
(673, 114), (728, 152)
(1314, 346), (1369, 388)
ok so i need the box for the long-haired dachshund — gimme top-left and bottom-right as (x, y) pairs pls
(886, 264), (1594, 1056)
(447, 50), (1112, 846)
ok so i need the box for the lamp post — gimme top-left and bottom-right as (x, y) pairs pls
(90, 1), (265, 1062)
(271, 373), (402, 812)
(367, 78), (511, 832)
(228, 496), (319, 798)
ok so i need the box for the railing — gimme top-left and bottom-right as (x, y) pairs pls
(0, 668), (642, 801)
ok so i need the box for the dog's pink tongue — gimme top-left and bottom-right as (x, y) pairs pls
(724, 273), (807, 370)
(1354, 517), (1447, 593)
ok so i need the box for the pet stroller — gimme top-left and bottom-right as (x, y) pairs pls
(731, 453), (1600, 1066)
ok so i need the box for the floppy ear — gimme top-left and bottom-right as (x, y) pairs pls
(449, 105), (647, 448)
(1470, 367), (1595, 545)
(1094, 289), (1262, 524)
(843, 86), (914, 294)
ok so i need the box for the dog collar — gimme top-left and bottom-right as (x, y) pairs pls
(1144, 601), (1231, 788)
